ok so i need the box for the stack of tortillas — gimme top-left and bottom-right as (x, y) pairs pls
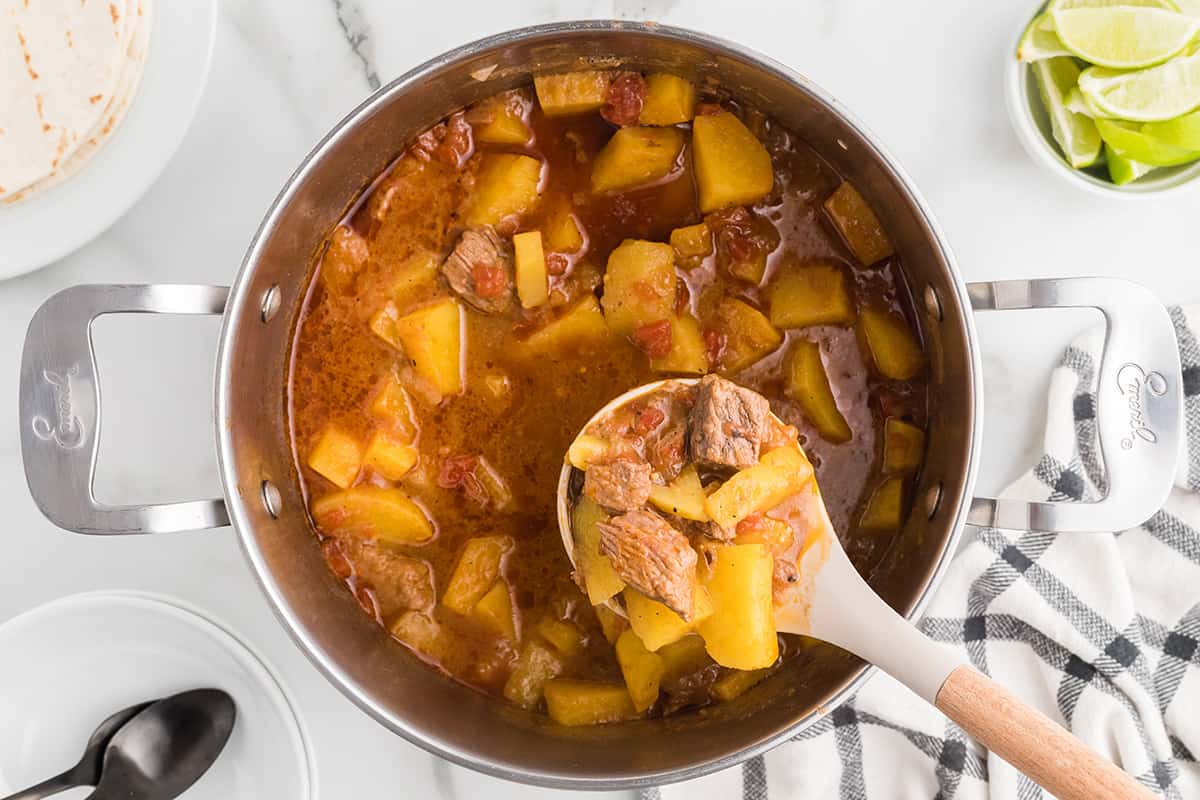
(0, 0), (154, 205)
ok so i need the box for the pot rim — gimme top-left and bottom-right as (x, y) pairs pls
(214, 19), (984, 790)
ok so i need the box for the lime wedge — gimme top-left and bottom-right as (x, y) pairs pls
(1018, 14), (1072, 61)
(1034, 58), (1103, 167)
(1105, 146), (1157, 183)
(1064, 86), (1116, 117)
(1079, 52), (1200, 120)
(1095, 118), (1200, 165)
(1049, 0), (1178, 10)
(1174, 0), (1200, 13)
(1051, 7), (1198, 68)
(1141, 108), (1200, 147)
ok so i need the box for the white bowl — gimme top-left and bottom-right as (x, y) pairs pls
(1004, 1), (1200, 198)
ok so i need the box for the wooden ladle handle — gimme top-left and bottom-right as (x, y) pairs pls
(935, 665), (1155, 800)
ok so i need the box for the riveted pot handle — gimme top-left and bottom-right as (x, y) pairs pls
(967, 277), (1182, 533)
(19, 284), (231, 534)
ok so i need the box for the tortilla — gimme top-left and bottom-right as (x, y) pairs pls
(0, 0), (152, 204)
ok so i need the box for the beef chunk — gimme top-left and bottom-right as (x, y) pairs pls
(583, 458), (654, 512)
(341, 541), (435, 617)
(441, 226), (515, 314)
(688, 374), (770, 470)
(597, 509), (697, 619)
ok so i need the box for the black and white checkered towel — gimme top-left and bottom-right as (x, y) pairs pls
(649, 306), (1200, 799)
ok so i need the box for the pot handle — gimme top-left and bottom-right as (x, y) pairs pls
(966, 277), (1182, 533)
(19, 284), (231, 534)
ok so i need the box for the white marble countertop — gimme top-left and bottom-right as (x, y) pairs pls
(1, 0), (1198, 797)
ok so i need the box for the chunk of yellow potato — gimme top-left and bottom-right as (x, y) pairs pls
(698, 543), (778, 670)
(519, 295), (610, 353)
(785, 341), (852, 444)
(442, 535), (514, 615)
(639, 73), (696, 126)
(670, 222), (712, 268)
(368, 302), (403, 351)
(766, 261), (856, 329)
(544, 680), (638, 726)
(648, 464), (709, 521)
(392, 298), (464, 396)
(624, 586), (713, 651)
(591, 127), (684, 193)
(472, 581), (516, 640)
(390, 611), (446, 662)
(705, 446), (815, 530)
(692, 111), (774, 213)
(861, 478), (905, 532)
(711, 297), (783, 373)
(650, 314), (708, 375)
(390, 251), (440, 308)
(567, 434), (610, 470)
(312, 486), (434, 544)
(657, 635), (711, 684)
(544, 204), (585, 253)
(307, 426), (363, 489)
(533, 71), (612, 116)
(363, 430), (419, 481)
(615, 629), (665, 712)
(601, 239), (677, 336)
(823, 181), (894, 266)
(474, 104), (530, 145)
(537, 617), (583, 657)
(713, 668), (771, 701)
(465, 154), (542, 226)
(513, 230), (548, 308)
(370, 377), (417, 440)
(860, 306), (924, 380)
(594, 604), (629, 645)
(883, 419), (925, 474)
(503, 640), (564, 709)
(574, 497), (626, 604)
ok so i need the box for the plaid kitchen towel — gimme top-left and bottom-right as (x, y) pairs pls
(649, 306), (1200, 800)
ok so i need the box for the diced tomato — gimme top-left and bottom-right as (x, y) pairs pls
(633, 406), (666, 436)
(545, 253), (569, 276)
(437, 454), (489, 507)
(632, 319), (673, 359)
(703, 328), (726, 365)
(472, 263), (508, 298)
(736, 513), (767, 537)
(601, 72), (647, 126)
(433, 112), (473, 167)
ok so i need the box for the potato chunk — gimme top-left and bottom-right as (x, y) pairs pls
(624, 585), (713, 651)
(705, 446), (815, 531)
(823, 181), (894, 266)
(534, 71), (612, 116)
(600, 240), (677, 336)
(697, 543), (778, 670)
(785, 341), (852, 444)
(710, 297), (783, 374)
(312, 486), (434, 544)
(390, 611), (446, 662)
(573, 497), (626, 604)
(861, 478), (905, 532)
(362, 430), (419, 480)
(658, 635), (711, 684)
(465, 154), (542, 226)
(442, 535), (514, 614)
(670, 222), (712, 268)
(544, 680), (638, 726)
(536, 618), (583, 656)
(390, 251), (440, 308)
(392, 298), (464, 397)
(615, 629), (665, 712)
(648, 465), (709, 521)
(766, 261), (856, 329)
(308, 426), (362, 489)
(513, 230), (548, 308)
(860, 306), (924, 380)
(503, 640), (564, 709)
(713, 668), (770, 701)
(472, 581), (516, 640)
(520, 295), (610, 354)
(370, 377), (417, 440)
(591, 127), (685, 193)
(883, 419), (925, 474)
(594, 604), (629, 645)
(639, 73), (696, 126)
(567, 434), (610, 470)
(473, 99), (530, 145)
(692, 111), (774, 213)
(544, 203), (584, 253)
(650, 314), (708, 375)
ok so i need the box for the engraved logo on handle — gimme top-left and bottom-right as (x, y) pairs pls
(1117, 362), (1168, 450)
(31, 364), (85, 449)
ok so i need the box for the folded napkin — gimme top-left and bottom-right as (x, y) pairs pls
(649, 306), (1200, 800)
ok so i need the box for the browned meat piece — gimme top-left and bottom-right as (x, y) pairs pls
(440, 226), (515, 314)
(341, 541), (435, 617)
(598, 509), (697, 619)
(646, 421), (687, 483)
(583, 458), (654, 512)
(688, 374), (770, 470)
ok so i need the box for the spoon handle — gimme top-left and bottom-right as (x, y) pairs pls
(935, 665), (1155, 800)
(0, 769), (79, 800)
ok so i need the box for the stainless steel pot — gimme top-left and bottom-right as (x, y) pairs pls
(18, 21), (1184, 790)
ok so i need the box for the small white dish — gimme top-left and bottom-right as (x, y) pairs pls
(0, 1), (217, 280)
(1004, 0), (1200, 198)
(0, 591), (315, 799)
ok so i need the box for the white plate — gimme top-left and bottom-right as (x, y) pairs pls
(0, 1), (217, 280)
(0, 591), (315, 799)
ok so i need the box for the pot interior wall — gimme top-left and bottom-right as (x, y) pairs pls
(218, 22), (976, 787)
